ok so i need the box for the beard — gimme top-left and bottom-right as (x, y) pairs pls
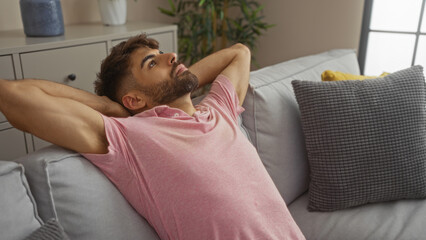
(140, 62), (199, 105)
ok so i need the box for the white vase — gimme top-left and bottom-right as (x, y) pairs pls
(98, 0), (127, 26)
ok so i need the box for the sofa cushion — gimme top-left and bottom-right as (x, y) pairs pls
(242, 49), (360, 204)
(289, 192), (426, 240)
(24, 218), (69, 240)
(0, 160), (42, 240)
(15, 146), (160, 240)
(292, 65), (426, 211)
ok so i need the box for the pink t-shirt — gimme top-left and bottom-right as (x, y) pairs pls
(83, 75), (305, 240)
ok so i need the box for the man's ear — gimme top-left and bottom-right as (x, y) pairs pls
(122, 90), (147, 111)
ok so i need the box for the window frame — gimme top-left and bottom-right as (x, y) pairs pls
(358, 0), (426, 74)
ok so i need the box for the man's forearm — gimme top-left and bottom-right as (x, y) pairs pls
(0, 78), (110, 153)
(188, 43), (249, 87)
(16, 79), (108, 112)
(0, 79), (128, 117)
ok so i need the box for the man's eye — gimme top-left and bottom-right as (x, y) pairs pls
(159, 51), (164, 54)
(149, 60), (156, 68)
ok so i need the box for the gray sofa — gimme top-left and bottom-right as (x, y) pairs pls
(2, 49), (426, 240)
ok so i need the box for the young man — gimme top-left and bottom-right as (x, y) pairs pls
(0, 35), (304, 240)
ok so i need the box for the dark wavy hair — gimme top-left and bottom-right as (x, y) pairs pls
(94, 34), (159, 103)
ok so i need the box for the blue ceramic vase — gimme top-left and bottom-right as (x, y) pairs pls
(20, 0), (65, 37)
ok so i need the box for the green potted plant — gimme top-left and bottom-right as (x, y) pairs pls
(159, 0), (274, 65)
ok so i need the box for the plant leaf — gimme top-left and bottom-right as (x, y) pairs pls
(159, 0), (274, 67)
(158, 7), (175, 17)
(168, 0), (176, 12)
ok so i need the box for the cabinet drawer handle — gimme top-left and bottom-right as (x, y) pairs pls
(67, 74), (76, 81)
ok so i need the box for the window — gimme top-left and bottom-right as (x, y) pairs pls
(358, 0), (426, 75)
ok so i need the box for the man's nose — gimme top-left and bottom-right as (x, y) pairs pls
(166, 52), (177, 66)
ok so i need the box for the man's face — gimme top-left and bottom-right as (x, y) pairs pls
(129, 47), (199, 106)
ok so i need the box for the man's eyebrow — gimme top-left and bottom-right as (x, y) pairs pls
(141, 54), (155, 69)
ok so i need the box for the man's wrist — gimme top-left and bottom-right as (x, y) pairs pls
(99, 96), (130, 117)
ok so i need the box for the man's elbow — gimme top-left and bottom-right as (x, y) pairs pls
(232, 43), (251, 57)
(0, 79), (15, 103)
(0, 82), (22, 132)
(0, 78), (10, 90)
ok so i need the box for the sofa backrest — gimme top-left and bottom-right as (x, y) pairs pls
(241, 49), (360, 205)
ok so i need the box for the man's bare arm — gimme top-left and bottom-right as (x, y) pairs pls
(0, 79), (128, 154)
(188, 43), (251, 105)
(18, 79), (130, 118)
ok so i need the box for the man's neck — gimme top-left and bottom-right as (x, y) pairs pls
(166, 93), (197, 116)
(132, 94), (196, 116)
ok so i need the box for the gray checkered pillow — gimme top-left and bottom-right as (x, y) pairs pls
(292, 65), (426, 211)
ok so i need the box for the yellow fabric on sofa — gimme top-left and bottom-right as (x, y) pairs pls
(321, 70), (389, 81)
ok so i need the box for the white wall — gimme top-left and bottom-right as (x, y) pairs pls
(255, 0), (365, 67)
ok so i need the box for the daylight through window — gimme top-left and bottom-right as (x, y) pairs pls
(359, 0), (426, 75)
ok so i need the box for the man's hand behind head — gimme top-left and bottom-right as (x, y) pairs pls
(101, 96), (131, 118)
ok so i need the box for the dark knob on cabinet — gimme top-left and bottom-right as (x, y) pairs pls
(67, 74), (76, 81)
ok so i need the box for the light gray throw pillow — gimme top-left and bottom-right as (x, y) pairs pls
(292, 65), (426, 211)
(15, 146), (160, 240)
(0, 161), (42, 240)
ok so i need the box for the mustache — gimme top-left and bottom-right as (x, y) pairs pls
(170, 61), (182, 78)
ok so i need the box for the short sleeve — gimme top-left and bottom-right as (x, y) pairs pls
(201, 74), (245, 123)
(82, 114), (132, 181)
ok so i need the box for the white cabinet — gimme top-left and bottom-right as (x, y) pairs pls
(0, 55), (15, 123)
(112, 31), (175, 53)
(0, 55), (29, 159)
(149, 32), (175, 53)
(0, 21), (177, 160)
(20, 43), (107, 93)
(0, 123), (28, 160)
(0, 55), (14, 80)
